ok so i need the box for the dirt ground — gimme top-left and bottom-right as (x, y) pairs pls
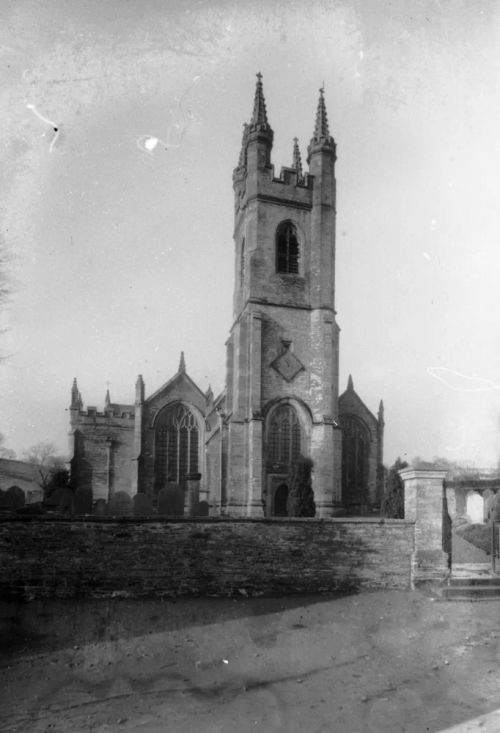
(1, 589), (500, 733)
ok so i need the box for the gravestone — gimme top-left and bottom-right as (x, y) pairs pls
(194, 500), (209, 517)
(4, 486), (25, 510)
(93, 498), (107, 516)
(108, 491), (132, 516)
(51, 487), (73, 513)
(73, 486), (93, 515)
(133, 493), (154, 516)
(158, 483), (184, 516)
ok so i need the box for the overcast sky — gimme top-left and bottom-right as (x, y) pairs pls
(1, 0), (500, 468)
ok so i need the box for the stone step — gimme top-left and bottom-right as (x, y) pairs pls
(442, 578), (500, 601)
(448, 576), (500, 587)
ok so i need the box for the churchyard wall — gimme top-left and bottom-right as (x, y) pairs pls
(0, 516), (414, 600)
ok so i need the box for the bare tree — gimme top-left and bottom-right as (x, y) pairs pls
(22, 442), (68, 493)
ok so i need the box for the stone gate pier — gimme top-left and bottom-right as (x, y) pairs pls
(399, 468), (449, 585)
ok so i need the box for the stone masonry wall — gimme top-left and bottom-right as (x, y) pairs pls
(0, 517), (414, 600)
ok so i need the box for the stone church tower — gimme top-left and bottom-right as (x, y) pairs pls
(69, 75), (384, 518)
(223, 75), (342, 517)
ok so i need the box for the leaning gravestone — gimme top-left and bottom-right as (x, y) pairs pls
(158, 483), (184, 516)
(108, 491), (132, 516)
(133, 493), (154, 516)
(73, 486), (93, 515)
(4, 486), (25, 510)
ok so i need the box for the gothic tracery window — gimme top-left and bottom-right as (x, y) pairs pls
(155, 404), (199, 487)
(276, 222), (300, 274)
(341, 416), (369, 505)
(268, 404), (302, 471)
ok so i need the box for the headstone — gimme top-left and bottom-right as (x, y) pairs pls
(93, 498), (107, 516)
(4, 486), (25, 510)
(108, 491), (132, 516)
(158, 483), (184, 516)
(194, 500), (209, 517)
(133, 493), (154, 516)
(73, 486), (93, 515)
(51, 487), (74, 513)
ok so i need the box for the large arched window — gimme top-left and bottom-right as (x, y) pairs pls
(267, 404), (302, 472)
(341, 416), (370, 507)
(276, 221), (299, 274)
(155, 404), (199, 487)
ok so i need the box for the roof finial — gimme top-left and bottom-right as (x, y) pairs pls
(179, 351), (186, 373)
(347, 374), (354, 391)
(292, 137), (304, 181)
(135, 374), (145, 404)
(105, 384), (111, 409)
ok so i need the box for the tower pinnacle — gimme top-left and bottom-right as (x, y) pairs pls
(308, 86), (335, 161)
(292, 137), (304, 182)
(250, 72), (270, 129)
(70, 377), (83, 409)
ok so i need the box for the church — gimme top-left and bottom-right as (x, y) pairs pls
(69, 75), (384, 518)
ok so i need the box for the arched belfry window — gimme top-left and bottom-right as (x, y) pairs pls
(267, 404), (302, 471)
(155, 404), (199, 487)
(276, 222), (299, 274)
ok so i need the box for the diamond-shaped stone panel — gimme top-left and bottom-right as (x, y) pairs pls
(271, 350), (304, 382)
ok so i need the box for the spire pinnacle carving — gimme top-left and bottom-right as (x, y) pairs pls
(292, 137), (304, 181)
(250, 72), (269, 129)
(378, 399), (385, 424)
(179, 351), (186, 373)
(233, 122), (249, 178)
(70, 377), (83, 409)
(313, 86), (330, 139)
(308, 86), (335, 161)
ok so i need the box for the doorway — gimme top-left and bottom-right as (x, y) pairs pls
(274, 483), (289, 517)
